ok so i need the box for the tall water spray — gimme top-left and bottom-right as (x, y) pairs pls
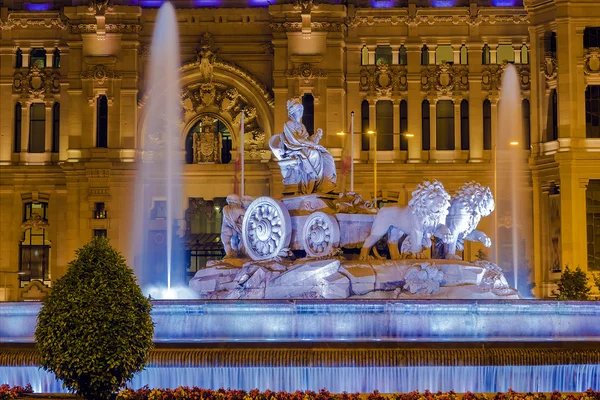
(496, 64), (533, 295)
(133, 2), (185, 297)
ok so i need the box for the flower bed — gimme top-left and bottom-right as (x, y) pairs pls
(1, 386), (598, 400)
(0, 384), (33, 400)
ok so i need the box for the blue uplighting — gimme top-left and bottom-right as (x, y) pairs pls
(491, 0), (518, 5)
(25, 2), (53, 10)
(432, 0), (456, 6)
(371, 0), (395, 8)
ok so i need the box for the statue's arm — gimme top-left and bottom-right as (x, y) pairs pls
(465, 230), (491, 247)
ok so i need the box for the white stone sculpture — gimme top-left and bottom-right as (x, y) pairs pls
(435, 181), (494, 260)
(221, 194), (247, 258)
(269, 98), (337, 194)
(359, 180), (452, 260)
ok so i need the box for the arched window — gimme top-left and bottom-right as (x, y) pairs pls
(96, 95), (108, 148)
(436, 100), (455, 150)
(361, 100), (370, 150)
(361, 45), (369, 66)
(52, 48), (60, 69)
(496, 44), (515, 64)
(52, 103), (60, 153)
(400, 100), (408, 151)
(436, 45), (453, 64)
(547, 89), (558, 141)
(522, 99), (531, 149)
(422, 100), (430, 151)
(375, 45), (392, 65)
(460, 44), (468, 65)
(302, 93), (314, 136)
(421, 45), (429, 65)
(460, 99), (469, 150)
(483, 99), (492, 150)
(14, 103), (22, 153)
(15, 48), (23, 68)
(520, 45), (529, 64)
(376, 100), (393, 151)
(398, 45), (407, 65)
(586, 85), (600, 138)
(30, 48), (46, 68)
(482, 44), (491, 65)
(185, 117), (232, 164)
(29, 103), (45, 153)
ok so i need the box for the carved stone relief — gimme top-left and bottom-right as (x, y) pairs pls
(286, 63), (328, 84)
(193, 115), (221, 163)
(13, 66), (61, 100)
(80, 65), (122, 86)
(360, 63), (407, 96)
(584, 47), (600, 76)
(542, 51), (558, 90)
(421, 63), (469, 96)
(481, 63), (530, 92)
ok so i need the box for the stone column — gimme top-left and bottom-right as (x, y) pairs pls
(468, 42), (484, 162)
(22, 48), (30, 68)
(491, 97), (499, 150)
(44, 101), (53, 152)
(513, 44), (522, 64)
(393, 98), (401, 151)
(428, 45), (437, 65)
(452, 45), (461, 64)
(392, 48), (399, 65)
(21, 101), (30, 153)
(45, 49), (53, 68)
(558, 164), (588, 271)
(454, 99), (461, 151)
(406, 41), (422, 163)
(430, 99), (437, 151)
(490, 45), (497, 64)
(368, 48), (375, 65)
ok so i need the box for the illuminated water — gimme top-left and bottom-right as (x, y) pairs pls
(496, 64), (532, 294)
(1, 300), (599, 392)
(133, 2), (183, 295)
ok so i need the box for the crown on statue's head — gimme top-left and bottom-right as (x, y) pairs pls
(286, 97), (303, 115)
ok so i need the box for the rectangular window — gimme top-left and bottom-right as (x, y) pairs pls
(94, 229), (107, 238)
(94, 202), (107, 219)
(587, 180), (600, 272)
(23, 202), (48, 222)
(361, 100), (370, 151)
(96, 95), (109, 148)
(301, 93), (314, 136)
(400, 100), (408, 151)
(436, 45), (453, 65)
(375, 46), (392, 65)
(584, 27), (600, 49)
(422, 100), (430, 151)
(29, 103), (45, 153)
(52, 103), (60, 153)
(375, 100), (394, 151)
(436, 100), (455, 150)
(460, 100), (469, 151)
(151, 200), (167, 220)
(30, 48), (46, 68)
(483, 100), (492, 150)
(586, 86), (600, 138)
(496, 44), (515, 64)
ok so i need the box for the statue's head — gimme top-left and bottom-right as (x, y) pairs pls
(241, 196), (254, 208)
(453, 182), (495, 217)
(287, 98), (304, 120)
(409, 180), (451, 225)
(226, 194), (241, 205)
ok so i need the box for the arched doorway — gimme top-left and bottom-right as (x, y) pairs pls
(185, 115), (233, 164)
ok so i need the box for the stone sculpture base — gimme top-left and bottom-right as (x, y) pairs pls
(189, 257), (519, 300)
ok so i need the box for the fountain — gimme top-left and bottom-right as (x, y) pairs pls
(133, 2), (187, 298)
(495, 64), (533, 295)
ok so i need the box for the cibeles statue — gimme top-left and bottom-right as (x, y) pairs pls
(269, 98), (337, 194)
(221, 194), (254, 258)
(434, 181), (495, 260)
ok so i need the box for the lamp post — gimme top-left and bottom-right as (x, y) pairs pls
(368, 130), (377, 204)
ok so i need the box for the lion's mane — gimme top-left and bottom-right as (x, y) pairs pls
(408, 180), (451, 227)
(452, 181), (494, 217)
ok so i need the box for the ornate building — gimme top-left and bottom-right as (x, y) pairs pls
(0, 0), (599, 300)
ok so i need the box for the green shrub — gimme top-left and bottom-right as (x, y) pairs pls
(551, 265), (592, 300)
(35, 237), (154, 400)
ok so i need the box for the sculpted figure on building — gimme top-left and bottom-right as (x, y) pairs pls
(270, 98), (337, 194)
(221, 194), (254, 258)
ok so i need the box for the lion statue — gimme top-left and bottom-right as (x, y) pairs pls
(359, 180), (452, 260)
(434, 181), (495, 260)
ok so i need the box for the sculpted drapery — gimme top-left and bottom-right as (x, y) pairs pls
(278, 99), (337, 194)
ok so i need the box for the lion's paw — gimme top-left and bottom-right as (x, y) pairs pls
(445, 254), (462, 260)
(482, 236), (492, 247)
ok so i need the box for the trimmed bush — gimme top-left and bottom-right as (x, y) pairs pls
(35, 237), (154, 400)
(552, 265), (592, 300)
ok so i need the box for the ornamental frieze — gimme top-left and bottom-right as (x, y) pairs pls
(286, 63), (328, 84)
(347, 10), (529, 28)
(359, 63), (407, 96)
(13, 66), (61, 99)
(80, 65), (123, 86)
(584, 48), (600, 76)
(70, 23), (141, 34)
(269, 21), (345, 33)
(421, 63), (468, 96)
(0, 13), (68, 30)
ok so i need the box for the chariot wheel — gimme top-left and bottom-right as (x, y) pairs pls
(242, 197), (292, 261)
(302, 212), (340, 258)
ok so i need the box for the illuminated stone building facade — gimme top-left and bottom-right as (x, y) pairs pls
(0, 0), (599, 301)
